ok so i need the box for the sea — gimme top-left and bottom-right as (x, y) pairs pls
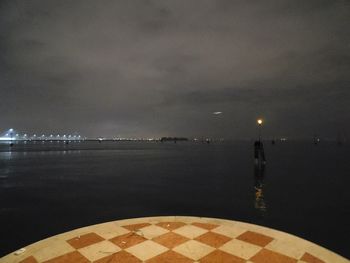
(0, 140), (349, 258)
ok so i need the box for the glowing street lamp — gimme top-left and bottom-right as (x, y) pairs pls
(257, 118), (263, 141)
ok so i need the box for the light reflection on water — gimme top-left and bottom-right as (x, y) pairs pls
(254, 165), (267, 216)
(0, 151), (13, 160)
(0, 153), (12, 187)
(0, 172), (9, 179)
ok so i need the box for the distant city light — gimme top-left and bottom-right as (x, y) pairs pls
(213, 111), (222, 115)
(1, 129), (83, 141)
(257, 119), (263, 125)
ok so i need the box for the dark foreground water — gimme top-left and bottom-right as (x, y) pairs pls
(0, 141), (349, 258)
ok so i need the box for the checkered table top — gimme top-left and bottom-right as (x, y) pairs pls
(1, 216), (348, 263)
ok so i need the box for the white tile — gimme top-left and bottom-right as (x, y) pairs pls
(211, 225), (246, 238)
(78, 240), (120, 261)
(88, 223), (130, 239)
(32, 240), (75, 262)
(173, 240), (215, 260)
(125, 240), (168, 261)
(136, 225), (169, 239)
(265, 239), (305, 259)
(219, 239), (261, 260)
(173, 225), (208, 239)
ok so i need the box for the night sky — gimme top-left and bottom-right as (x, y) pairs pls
(0, 0), (349, 139)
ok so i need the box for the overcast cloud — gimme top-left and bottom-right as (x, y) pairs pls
(0, 0), (349, 138)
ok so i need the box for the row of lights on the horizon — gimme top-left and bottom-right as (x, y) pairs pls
(3, 119), (266, 140)
(3, 129), (83, 140)
(4, 134), (82, 139)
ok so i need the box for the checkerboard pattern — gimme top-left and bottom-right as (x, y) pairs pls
(2, 217), (347, 263)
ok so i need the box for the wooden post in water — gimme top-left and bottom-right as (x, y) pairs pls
(254, 140), (266, 168)
(254, 119), (266, 168)
(9, 129), (14, 147)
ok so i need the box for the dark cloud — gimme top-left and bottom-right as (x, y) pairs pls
(0, 0), (349, 138)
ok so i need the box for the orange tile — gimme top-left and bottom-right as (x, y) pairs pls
(109, 232), (147, 249)
(152, 232), (189, 249)
(42, 251), (89, 263)
(236, 231), (273, 247)
(19, 256), (38, 263)
(192, 222), (219, 230)
(146, 250), (194, 263)
(156, 222), (186, 231)
(300, 252), (325, 263)
(122, 223), (151, 231)
(195, 232), (232, 248)
(200, 250), (246, 263)
(94, 250), (142, 263)
(66, 232), (104, 249)
(249, 248), (297, 263)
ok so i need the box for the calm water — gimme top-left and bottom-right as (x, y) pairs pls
(0, 141), (349, 258)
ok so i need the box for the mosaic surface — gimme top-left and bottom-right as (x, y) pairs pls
(1, 216), (348, 263)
